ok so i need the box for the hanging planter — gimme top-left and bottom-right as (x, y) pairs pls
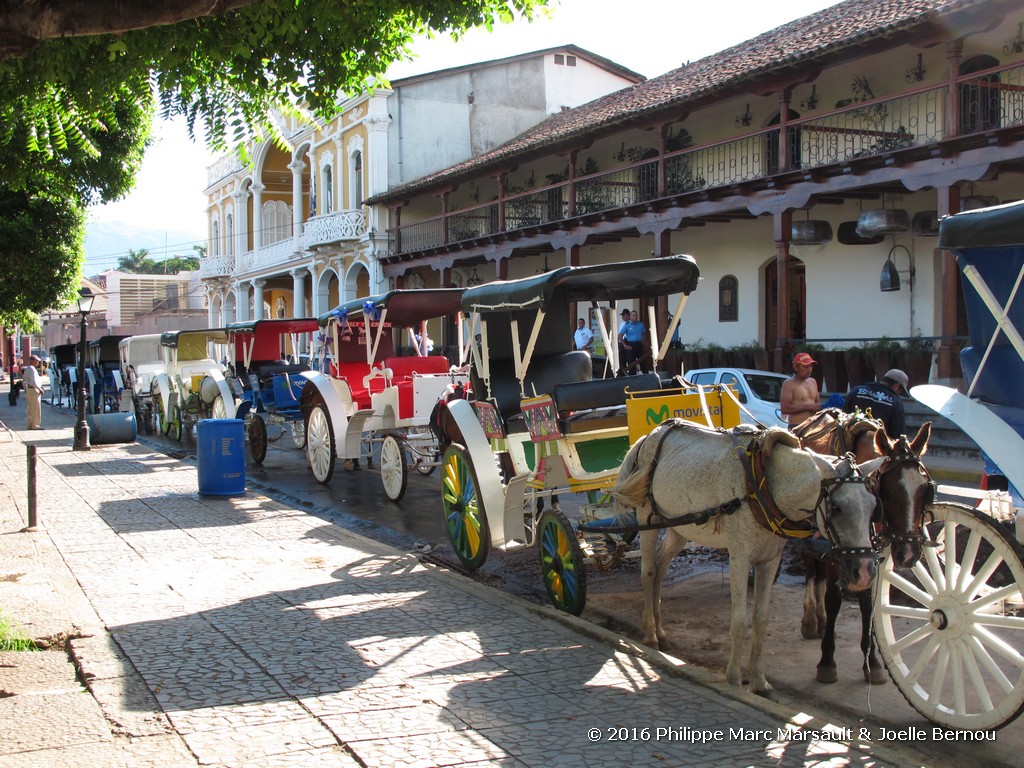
(837, 221), (883, 245)
(856, 209), (910, 236)
(790, 220), (833, 245)
(912, 211), (939, 236)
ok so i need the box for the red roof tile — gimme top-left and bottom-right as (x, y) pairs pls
(368, 0), (981, 204)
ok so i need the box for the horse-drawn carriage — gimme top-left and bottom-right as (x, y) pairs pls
(300, 288), (469, 501)
(225, 317), (320, 463)
(149, 328), (240, 441)
(118, 334), (165, 434)
(88, 334), (128, 413)
(48, 343), (77, 407)
(866, 199), (1024, 732)
(436, 257), (876, 629)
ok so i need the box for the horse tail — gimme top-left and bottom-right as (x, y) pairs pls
(611, 432), (655, 510)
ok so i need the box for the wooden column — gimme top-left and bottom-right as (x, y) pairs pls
(773, 210), (793, 372)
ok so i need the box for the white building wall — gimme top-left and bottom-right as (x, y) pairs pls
(543, 53), (634, 114)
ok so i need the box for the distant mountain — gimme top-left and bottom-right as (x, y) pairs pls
(84, 220), (206, 276)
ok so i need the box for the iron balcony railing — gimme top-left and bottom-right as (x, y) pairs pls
(390, 59), (1024, 256)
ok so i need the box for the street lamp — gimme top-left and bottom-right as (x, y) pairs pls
(73, 287), (95, 451)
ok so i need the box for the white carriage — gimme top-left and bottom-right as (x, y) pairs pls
(300, 289), (469, 500)
(149, 328), (240, 441)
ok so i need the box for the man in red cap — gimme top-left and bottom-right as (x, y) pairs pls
(780, 351), (821, 428)
(843, 368), (909, 438)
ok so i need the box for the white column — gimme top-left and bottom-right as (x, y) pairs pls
(289, 159), (305, 238)
(291, 269), (307, 318)
(252, 279), (266, 321)
(233, 189), (248, 261)
(235, 282), (250, 322)
(220, 288), (231, 326)
(251, 183), (264, 250)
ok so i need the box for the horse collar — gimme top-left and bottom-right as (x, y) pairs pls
(739, 436), (815, 540)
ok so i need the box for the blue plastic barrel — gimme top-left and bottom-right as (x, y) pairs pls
(197, 418), (246, 496)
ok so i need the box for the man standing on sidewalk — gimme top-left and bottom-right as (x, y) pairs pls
(23, 354), (44, 429)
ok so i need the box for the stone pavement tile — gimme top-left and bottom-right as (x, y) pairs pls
(164, 698), (314, 734)
(0, 651), (83, 694)
(214, 745), (363, 768)
(0, 689), (111, 753)
(180, 717), (339, 765)
(320, 701), (470, 741)
(348, 729), (512, 768)
(86, 675), (175, 738)
(115, 733), (199, 768)
(2, 741), (131, 768)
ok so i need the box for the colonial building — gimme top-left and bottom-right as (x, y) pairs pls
(366, 0), (1024, 383)
(199, 46), (644, 338)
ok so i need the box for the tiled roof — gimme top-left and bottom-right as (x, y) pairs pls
(367, 0), (979, 205)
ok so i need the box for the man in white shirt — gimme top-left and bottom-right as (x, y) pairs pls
(23, 354), (44, 429)
(573, 318), (594, 352)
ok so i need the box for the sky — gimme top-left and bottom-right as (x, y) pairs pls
(83, 0), (840, 274)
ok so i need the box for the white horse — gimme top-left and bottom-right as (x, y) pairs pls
(612, 420), (880, 694)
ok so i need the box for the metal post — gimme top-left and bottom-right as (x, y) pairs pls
(25, 444), (39, 531)
(74, 311), (91, 450)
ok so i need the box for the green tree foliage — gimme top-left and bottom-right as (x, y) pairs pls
(0, 189), (84, 320)
(117, 248), (201, 275)
(0, 0), (549, 156)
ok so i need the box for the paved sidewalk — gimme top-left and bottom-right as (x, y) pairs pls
(1, 389), (946, 767)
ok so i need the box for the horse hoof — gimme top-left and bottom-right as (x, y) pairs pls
(800, 621), (818, 640)
(865, 668), (888, 685)
(816, 667), (838, 684)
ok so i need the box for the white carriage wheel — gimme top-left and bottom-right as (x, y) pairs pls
(211, 395), (227, 420)
(380, 433), (409, 502)
(290, 420), (306, 449)
(306, 403), (336, 484)
(874, 501), (1024, 731)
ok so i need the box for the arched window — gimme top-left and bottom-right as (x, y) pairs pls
(262, 200), (292, 244)
(322, 165), (334, 214)
(225, 213), (234, 256)
(960, 55), (1001, 134)
(719, 275), (738, 322)
(212, 219), (220, 257)
(350, 150), (363, 208)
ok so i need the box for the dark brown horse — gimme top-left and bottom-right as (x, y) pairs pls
(792, 408), (933, 684)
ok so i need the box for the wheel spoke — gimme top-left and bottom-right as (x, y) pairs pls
(892, 620), (936, 655)
(907, 633), (943, 685)
(960, 635), (996, 711)
(964, 631), (1015, 697)
(886, 569), (932, 607)
(964, 548), (1008, 602)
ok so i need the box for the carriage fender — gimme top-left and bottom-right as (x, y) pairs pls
(206, 368), (238, 418)
(151, 373), (172, 420)
(300, 372), (351, 449)
(445, 398), (508, 548)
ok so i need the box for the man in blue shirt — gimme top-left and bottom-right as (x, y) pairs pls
(618, 309), (648, 374)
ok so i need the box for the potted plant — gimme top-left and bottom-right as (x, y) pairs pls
(814, 347), (849, 394)
(844, 346), (869, 388)
(894, 338), (934, 387)
(862, 337), (901, 381)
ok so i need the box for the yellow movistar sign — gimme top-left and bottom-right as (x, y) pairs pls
(626, 385), (740, 442)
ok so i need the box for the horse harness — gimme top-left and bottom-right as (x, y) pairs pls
(607, 421), (872, 558)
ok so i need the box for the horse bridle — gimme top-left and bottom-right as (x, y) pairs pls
(867, 450), (935, 550)
(810, 461), (877, 560)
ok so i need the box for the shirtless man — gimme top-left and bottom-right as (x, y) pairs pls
(780, 352), (821, 428)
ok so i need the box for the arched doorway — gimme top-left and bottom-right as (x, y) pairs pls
(764, 254), (806, 367)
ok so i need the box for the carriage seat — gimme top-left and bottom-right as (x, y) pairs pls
(330, 360), (373, 409)
(472, 350), (592, 421)
(553, 373), (662, 434)
(257, 362), (310, 380)
(383, 355), (451, 380)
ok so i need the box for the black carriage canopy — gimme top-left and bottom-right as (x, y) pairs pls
(49, 343), (78, 366)
(460, 255), (700, 314)
(88, 335), (130, 363)
(937, 198), (1024, 249)
(319, 288), (465, 328)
